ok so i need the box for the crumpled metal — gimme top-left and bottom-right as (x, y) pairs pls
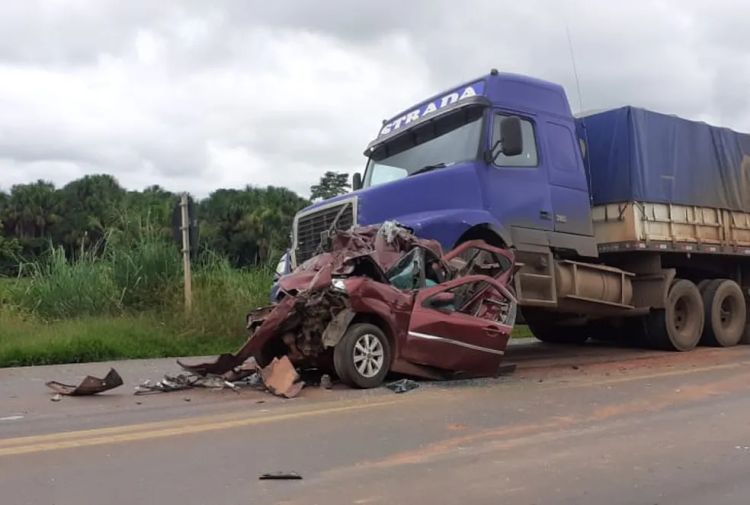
(46, 368), (124, 396)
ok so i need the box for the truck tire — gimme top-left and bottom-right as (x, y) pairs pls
(700, 279), (745, 347)
(646, 279), (704, 351)
(334, 323), (391, 388)
(697, 279), (711, 293)
(524, 309), (589, 345)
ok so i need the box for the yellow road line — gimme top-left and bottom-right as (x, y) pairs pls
(544, 360), (750, 390)
(1, 358), (746, 458)
(0, 398), (401, 457)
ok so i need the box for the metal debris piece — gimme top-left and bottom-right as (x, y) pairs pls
(259, 472), (303, 480)
(134, 373), (243, 395)
(46, 368), (124, 396)
(134, 374), (198, 395)
(497, 363), (517, 376)
(50, 393), (62, 402)
(386, 378), (420, 394)
(320, 374), (333, 390)
(260, 356), (304, 398)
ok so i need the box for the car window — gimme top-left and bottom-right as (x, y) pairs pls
(387, 247), (447, 290)
(426, 280), (515, 325)
(451, 246), (512, 279)
(492, 114), (538, 167)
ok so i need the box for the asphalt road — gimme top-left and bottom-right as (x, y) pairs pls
(2, 340), (750, 504)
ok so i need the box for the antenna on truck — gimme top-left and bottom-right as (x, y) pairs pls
(565, 21), (594, 204)
(565, 23), (585, 114)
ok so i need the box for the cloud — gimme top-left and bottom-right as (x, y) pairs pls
(0, 0), (748, 197)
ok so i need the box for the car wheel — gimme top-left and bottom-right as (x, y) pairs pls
(701, 279), (746, 347)
(333, 323), (391, 388)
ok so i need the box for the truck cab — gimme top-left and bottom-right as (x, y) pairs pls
(290, 70), (597, 271)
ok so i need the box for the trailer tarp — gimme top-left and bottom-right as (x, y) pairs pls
(577, 106), (750, 212)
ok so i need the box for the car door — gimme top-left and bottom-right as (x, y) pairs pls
(402, 274), (514, 376)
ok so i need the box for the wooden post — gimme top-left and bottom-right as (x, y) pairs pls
(180, 193), (193, 311)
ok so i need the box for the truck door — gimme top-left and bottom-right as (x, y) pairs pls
(485, 112), (553, 233)
(544, 121), (594, 236)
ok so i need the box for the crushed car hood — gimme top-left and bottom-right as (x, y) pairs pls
(180, 222), (516, 382)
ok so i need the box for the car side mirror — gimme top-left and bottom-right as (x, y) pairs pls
(499, 116), (523, 156)
(352, 172), (362, 191)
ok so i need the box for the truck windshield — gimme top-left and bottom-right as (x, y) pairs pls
(364, 105), (484, 188)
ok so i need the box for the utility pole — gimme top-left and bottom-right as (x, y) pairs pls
(180, 192), (193, 311)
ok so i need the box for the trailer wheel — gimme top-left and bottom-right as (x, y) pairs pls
(646, 279), (704, 351)
(333, 323), (391, 389)
(697, 279), (712, 294)
(524, 309), (589, 345)
(700, 279), (745, 347)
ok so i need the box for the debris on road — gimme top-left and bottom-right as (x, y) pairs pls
(134, 373), (246, 395)
(259, 356), (304, 398)
(46, 368), (124, 396)
(497, 363), (517, 376)
(50, 394), (62, 402)
(320, 373), (333, 389)
(386, 378), (420, 393)
(259, 472), (303, 480)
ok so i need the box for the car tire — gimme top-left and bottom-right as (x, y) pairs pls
(646, 279), (703, 351)
(700, 279), (746, 347)
(333, 323), (391, 389)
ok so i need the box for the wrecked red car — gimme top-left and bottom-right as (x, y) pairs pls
(183, 223), (517, 388)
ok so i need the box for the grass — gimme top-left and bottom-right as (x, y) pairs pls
(0, 233), (275, 367)
(511, 324), (533, 339)
(0, 311), (249, 368)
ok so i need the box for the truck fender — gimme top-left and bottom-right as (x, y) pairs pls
(393, 209), (513, 250)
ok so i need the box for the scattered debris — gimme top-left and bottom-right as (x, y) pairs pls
(134, 373), (246, 395)
(51, 394), (62, 402)
(260, 356), (305, 398)
(497, 363), (517, 376)
(386, 378), (420, 394)
(320, 373), (333, 390)
(571, 365), (581, 370)
(46, 368), (123, 396)
(183, 397), (191, 402)
(259, 472), (303, 480)
(134, 374), (198, 395)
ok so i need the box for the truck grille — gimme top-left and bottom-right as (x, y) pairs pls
(294, 199), (356, 265)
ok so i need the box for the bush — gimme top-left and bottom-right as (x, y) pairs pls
(10, 246), (120, 318)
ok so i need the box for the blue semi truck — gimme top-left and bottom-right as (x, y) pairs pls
(278, 69), (750, 352)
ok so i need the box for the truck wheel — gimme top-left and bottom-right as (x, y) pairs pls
(524, 309), (589, 345)
(333, 323), (391, 388)
(646, 279), (704, 351)
(701, 279), (745, 347)
(697, 279), (711, 294)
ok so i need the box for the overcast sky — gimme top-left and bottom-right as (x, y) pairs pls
(1, 0), (749, 198)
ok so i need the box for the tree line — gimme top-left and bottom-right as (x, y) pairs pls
(0, 171), (350, 276)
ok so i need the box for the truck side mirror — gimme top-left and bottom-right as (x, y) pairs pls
(500, 116), (523, 156)
(352, 172), (362, 191)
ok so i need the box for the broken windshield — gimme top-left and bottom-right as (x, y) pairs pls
(363, 105), (485, 188)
